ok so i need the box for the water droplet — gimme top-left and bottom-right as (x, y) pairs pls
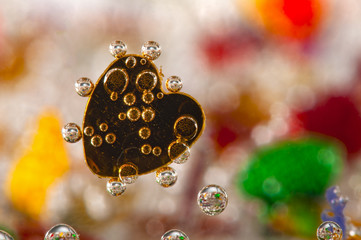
(125, 56), (136, 68)
(141, 41), (161, 60)
(140, 58), (147, 65)
(197, 184), (228, 216)
(142, 107), (155, 122)
(161, 230), (188, 240)
(157, 92), (164, 99)
(139, 127), (151, 139)
(123, 93), (136, 106)
(62, 123), (82, 143)
(317, 221), (343, 240)
(136, 71), (157, 92)
(0, 230), (14, 240)
(166, 76), (183, 93)
(75, 77), (94, 97)
(99, 123), (108, 132)
(118, 112), (126, 121)
(168, 142), (190, 164)
(106, 178), (126, 196)
(84, 126), (94, 137)
(119, 163), (138, 184)
(105, 133), (116, 144)
(141, 144), (152, 155)
(104, 68), (129, 95)
(91, 135), (103, 147)
(156, 167), (178, 188)
(174, 116), (198, 140)
(127, 107), (141, 122)
(44, 223), (79, 240)
(153, 146), (162, 156)
(109, 40), (127, 58)
(142, 91), (154, 104)
(110, 92), (118, 101)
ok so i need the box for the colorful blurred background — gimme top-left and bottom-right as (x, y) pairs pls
(1, 0), (361, 239)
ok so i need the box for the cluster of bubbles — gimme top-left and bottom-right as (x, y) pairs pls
(0, 224), (79, 240)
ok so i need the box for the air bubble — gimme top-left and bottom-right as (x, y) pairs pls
(62, 123), (82, 143)
(141, 41), (161, 60)
(156, 167), (177, 188)
(119, 163), (138, 184)
(109, 40), (127, 58)
(75, 77), (94, 97)
(197, 184), (228, 216)
(106, 178), (126, 196)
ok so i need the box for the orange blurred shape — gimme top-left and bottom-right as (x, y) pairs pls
(6, 110), (69, 219)
(238, 0), (324, 40)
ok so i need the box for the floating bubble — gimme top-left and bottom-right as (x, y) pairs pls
(153, 146), (162, 156)
(317, 221), (343, 240)
(119, 163), (138, 184)
(62, 123), (82, 143)
(156, 167), (177, 188)
(127, 107), (141, 122)
(166, 76), (183, 93)
(139, 127), (151, 139)
(136, 71), (157, 92)
(75, 77), (94, 97)
(141, 144), (152, 155)
(0, 230), (14, 240)
(142, 107), (155, 122)
(106, 178), (126, 196)
(174, 116), (198, 140)
(169, 142), (190, 164)
(91, 135), (103, 147)
(125, 56), (136, 68)
(124, 93), (136, 106)
(83, 126), (94, 136)
(142, 91), (154, 104)
(141, 41), (161, 60)
(161, 229), (189, 240)
(197, 184), (228, 216)
(44, 223), (79, 240)
(105, 133), (116, 144)
(99, 123), (108, 132)
(104, 68), (129, 95)
(109, 40), (127, 58)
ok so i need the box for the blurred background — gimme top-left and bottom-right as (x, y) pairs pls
(0, 0), (361, 239)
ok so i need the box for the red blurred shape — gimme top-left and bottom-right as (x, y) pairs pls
(199, 30), (262, 68)
(283, 0), (314, 26)
(214, 125), (239, 149)
(296, 96), (361, 159)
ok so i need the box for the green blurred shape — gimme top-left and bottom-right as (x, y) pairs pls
(237, 137), (343, 205)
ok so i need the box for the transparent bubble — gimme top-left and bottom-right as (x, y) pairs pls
(161, 229), (189, 240)
(166, 76), (183, 93)
(125, 56), (136, 68)
(91, 135), (103, 147)
(106, 178), (126, 196)
(156, 167), (177, 188)
(0, 230), (14, 240)
(141, 41), (161, 60)
(317, 221), (343, 240)
(139, 127), (151, 139)
(109, 40), (127, 58)
(62, 123), (82, 143)
(169, 142), (190, 164)
(142, 91), (154, 104)
(75, 77), (94, 97)
(141, 107), (155, 122)
(119, 163), (138, 184)
(44, 223), (79, 240)
(197, 184), (228, 216)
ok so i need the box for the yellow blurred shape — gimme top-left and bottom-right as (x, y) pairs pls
(6, 110), (69, 219)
